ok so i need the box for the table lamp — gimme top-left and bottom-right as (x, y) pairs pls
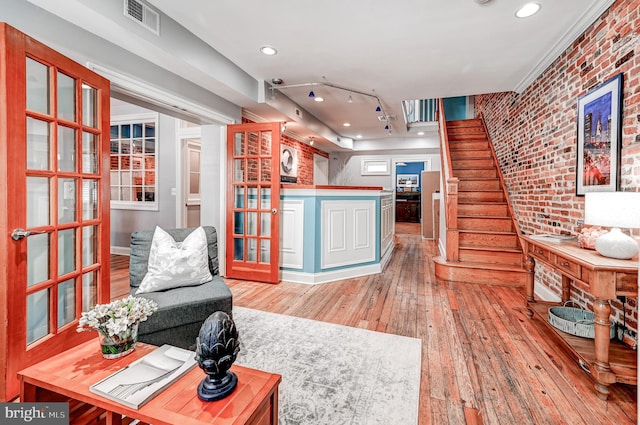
(584, 192), (640, 260)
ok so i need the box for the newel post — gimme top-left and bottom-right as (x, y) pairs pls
(445, 178), (459, 261)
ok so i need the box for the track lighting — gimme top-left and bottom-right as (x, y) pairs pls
(269, 80), (391, 136)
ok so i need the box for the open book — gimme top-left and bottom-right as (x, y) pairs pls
(90, 345), (198, 409)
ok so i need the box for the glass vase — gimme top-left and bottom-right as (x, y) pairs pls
(99, 321), (139, 359)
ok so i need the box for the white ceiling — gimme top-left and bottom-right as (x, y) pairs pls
(144, 0), (613, 147)
(24, 0), (615, 150)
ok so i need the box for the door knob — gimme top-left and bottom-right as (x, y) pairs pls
(11, 228), (45, 241)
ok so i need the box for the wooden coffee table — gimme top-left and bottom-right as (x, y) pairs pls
(18, 339), (280, 425)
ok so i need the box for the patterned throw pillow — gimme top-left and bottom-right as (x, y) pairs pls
(135, 226), (212, 294)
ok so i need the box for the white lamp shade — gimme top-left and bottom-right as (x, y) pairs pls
(584, 192), (640, 259)
(584, 192), (640, 229)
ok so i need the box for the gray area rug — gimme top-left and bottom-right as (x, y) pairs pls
(232, 307), (421, 425)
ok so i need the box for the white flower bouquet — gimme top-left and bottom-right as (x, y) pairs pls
(77, 295), (158, 338)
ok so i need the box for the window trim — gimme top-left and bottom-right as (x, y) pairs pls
(110, 113), (159, 211)
(361, 159), (390, 175)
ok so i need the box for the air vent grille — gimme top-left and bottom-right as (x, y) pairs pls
(124, 0), (160, 35)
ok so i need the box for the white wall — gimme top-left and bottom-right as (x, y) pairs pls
(329, 150), (440, 190)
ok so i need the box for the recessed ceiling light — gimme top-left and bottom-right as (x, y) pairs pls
(343, 122), (351, 127)
(515, 3), (541, 18)
(314, 96), (324, 102)
(417, 131), (425, 136)
(260, 45), (277, 55)
(356, 134), (363, 139)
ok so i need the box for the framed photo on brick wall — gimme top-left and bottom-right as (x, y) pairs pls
(576, 73), (623, 196)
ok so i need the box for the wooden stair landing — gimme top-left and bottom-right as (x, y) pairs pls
(436, 118), (526, 286)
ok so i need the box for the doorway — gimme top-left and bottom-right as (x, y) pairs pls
(177, 120), (202, 228)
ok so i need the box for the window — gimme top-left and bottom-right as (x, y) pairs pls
(361, 159), (390, 175)
(110, 114), (158, 210)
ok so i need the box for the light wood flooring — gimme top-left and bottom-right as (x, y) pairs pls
(110, 230), (637, 425)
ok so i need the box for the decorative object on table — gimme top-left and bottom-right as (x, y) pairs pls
(575, 73), (622, 196)
(577, 226), (608, 250)
(77, 296), (158, 359)
(548, 301), (615, 339)
(584, 192), (640, 259)
(195, 311), (240, 401)
(90, 344), (198, 409)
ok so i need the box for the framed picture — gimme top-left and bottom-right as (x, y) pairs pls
(397, 174), (419, 188)
(576, 73), (623, 196)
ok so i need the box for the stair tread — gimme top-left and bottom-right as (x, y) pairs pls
(433, 257), (526, 272)
(459, 229), (518, 235)
(459, 246), (522, 253)
(453, 167), (496, 170)
(459, 214), (512, 219)
(459, 201), (507, 205)
(457, 177), (500, 180)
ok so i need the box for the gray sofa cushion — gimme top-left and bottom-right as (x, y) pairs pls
(130, 275), (232, 335)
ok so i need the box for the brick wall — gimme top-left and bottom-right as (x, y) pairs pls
(240, 116), (329, 185)
(475, 0), (639, 336)
(281, 134), (329, 185)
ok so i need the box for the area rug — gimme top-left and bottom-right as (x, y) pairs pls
(232, 307), (421, 425)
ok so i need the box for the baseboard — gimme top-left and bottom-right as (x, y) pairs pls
(281, 263), (382, 285)
(380, 244), (394, 270)
(110, 246), (130, 256)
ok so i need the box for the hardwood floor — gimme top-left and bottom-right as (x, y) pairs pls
(110, 233), (637, 425)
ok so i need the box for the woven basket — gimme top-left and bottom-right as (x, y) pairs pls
(548, 302), (615, 339)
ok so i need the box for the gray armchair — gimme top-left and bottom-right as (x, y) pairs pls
(129, 226), (233, 349)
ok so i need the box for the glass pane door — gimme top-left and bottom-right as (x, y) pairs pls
(226, 122), (280, 283)
(2, 23), (111, 401)
(23, 57), (105, 346)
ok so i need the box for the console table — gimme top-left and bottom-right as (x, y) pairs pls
(522, 235), (637, 400)
(19, 339), (280, 425)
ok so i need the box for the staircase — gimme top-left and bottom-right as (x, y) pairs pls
(434, 118), (527, 286)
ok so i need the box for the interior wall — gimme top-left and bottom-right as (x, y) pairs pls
(396, 162), (425, 191)
(475, 0), (639, 332)
(109, 101), (178, 249)
(329, 151), (440, 189)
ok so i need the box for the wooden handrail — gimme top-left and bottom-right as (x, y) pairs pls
(437, 99), (459, 261)
(478, 114), (526, 260)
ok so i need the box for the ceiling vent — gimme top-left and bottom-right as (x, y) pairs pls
(124, 0), (160, 35)
(377, 115), (397, 122)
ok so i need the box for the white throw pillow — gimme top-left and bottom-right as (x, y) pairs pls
(135, 226), (213, 295)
